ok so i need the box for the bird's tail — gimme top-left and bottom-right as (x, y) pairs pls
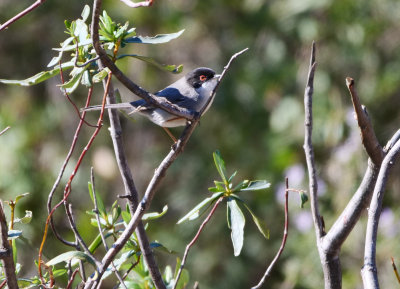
(81, 103), (134, 112)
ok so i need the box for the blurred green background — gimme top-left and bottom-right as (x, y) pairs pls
(1, 0), (400, 288)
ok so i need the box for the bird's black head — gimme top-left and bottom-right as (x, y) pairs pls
(186, 67), (216, 89)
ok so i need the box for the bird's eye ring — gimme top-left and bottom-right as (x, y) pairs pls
(199, 75), (207, 81)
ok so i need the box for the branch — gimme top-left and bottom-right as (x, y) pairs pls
(346, 78), (384, 165)
(173, 196), (224, 289)
(100, 72), (166, 289)
(47, 87), (94, 248)
(362, 138), (400, 289)
(90, 0), (194, 121)
(303, 41), (324, 239)
(0, 0), (46, 31)
(0, 201), (19, 289)
(85, 49), (244, 289)
(251, 178), (290, 289)
(0, 126), (10, 136)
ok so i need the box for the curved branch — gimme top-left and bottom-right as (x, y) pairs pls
(362, 138), (400, 289)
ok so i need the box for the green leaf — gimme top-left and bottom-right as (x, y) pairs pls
(88, 182), (107, 219)
(208, 187), (224, 193)
(14, 192), (29, 203)
(235, 198), (269, 239)
(227, 198), (245, 256)
(59, 67), (86, 93)
(0, 62), (74, 86)
(228, 171), (238, 183)
(142, 205), (168, 221)
(173, 258), (190, 289)
(117, 54), (183, 74)
(121, 210), (131, 224)
(125, 29), (184, 44)
(88, 232), (113, 253)
(8, 230), (22, 240)
(177, 192), (224, 224)
(14, 210), (32, 224)
(92, 68), (110, 83)
(81, 5), (90, 22)
(239, 180), (271, 192)
(300, 191), (309, 208)
(53, 268), (68, 278)
(213, 150), (228, 184)
(46, 251), (96, 268)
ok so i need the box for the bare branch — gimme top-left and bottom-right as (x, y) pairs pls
(303, 41), (324, 239)
(362, 138), (400, 289)
(346, 78), (384, 165)
(0, 126), (10, 136)
(0, 0), (46, 31)
(101, 72), (166, 289)
(251, 178), (290, 289)
(0, 201), (19, 289)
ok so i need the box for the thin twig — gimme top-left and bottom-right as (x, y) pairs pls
(91, 168), (109, 250)
(303, 42), (324, 239)
(0, 126), (10, 136)
(0, 201), (18, 289)
(90, 168), (127, 289)
(172, 196), (224, 289)
(362, 138), (400, 289)
(119, 0), (153, 8)
(65, 204), (101, 268)
(66, 268), (81, 289)
(47, 87), (94, 248)
(39, 74), (112, 283)
(251, 178), (290, 289)
(0, 0), (46, 31)
(346, 78), (384, 165)
(391, 257), (400, 284)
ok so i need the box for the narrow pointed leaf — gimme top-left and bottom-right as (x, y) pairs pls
(88, 182), (106, 219)
(117, 54), (183, 73)
(177, 192), (224, 224)
(228, 198), (245, 256)
(239, 180), (270, 192)
(46, 251), (96, 267)
(213, 150), (227, 183)
(8, 230), (22, 240)
(81, 5), (90, 22)
(228, 171), (238, 183)
(235, 197), (269, 239)
(0, 62), (74, 86)
(142, 205), (168, 221)
(125, 29), (184, 44)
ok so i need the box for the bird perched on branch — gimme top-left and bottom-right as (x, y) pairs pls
(83, 67), (220, 141)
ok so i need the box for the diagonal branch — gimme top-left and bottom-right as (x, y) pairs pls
(0, 0), (46, 31)
(91, 0), (194, 121)
(100, 76), (166, 289)
(251, 178), (290, 289)
(346, 78), (384, 165)
(303, 41), (324, 239)
(362, 138), (400, 289)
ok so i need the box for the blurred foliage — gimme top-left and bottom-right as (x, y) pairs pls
(1, 0), (400, 288)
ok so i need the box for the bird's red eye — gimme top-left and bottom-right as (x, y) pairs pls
(199, 75), (207, 81)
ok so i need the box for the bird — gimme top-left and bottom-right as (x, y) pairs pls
(83, 67), (220, 141)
